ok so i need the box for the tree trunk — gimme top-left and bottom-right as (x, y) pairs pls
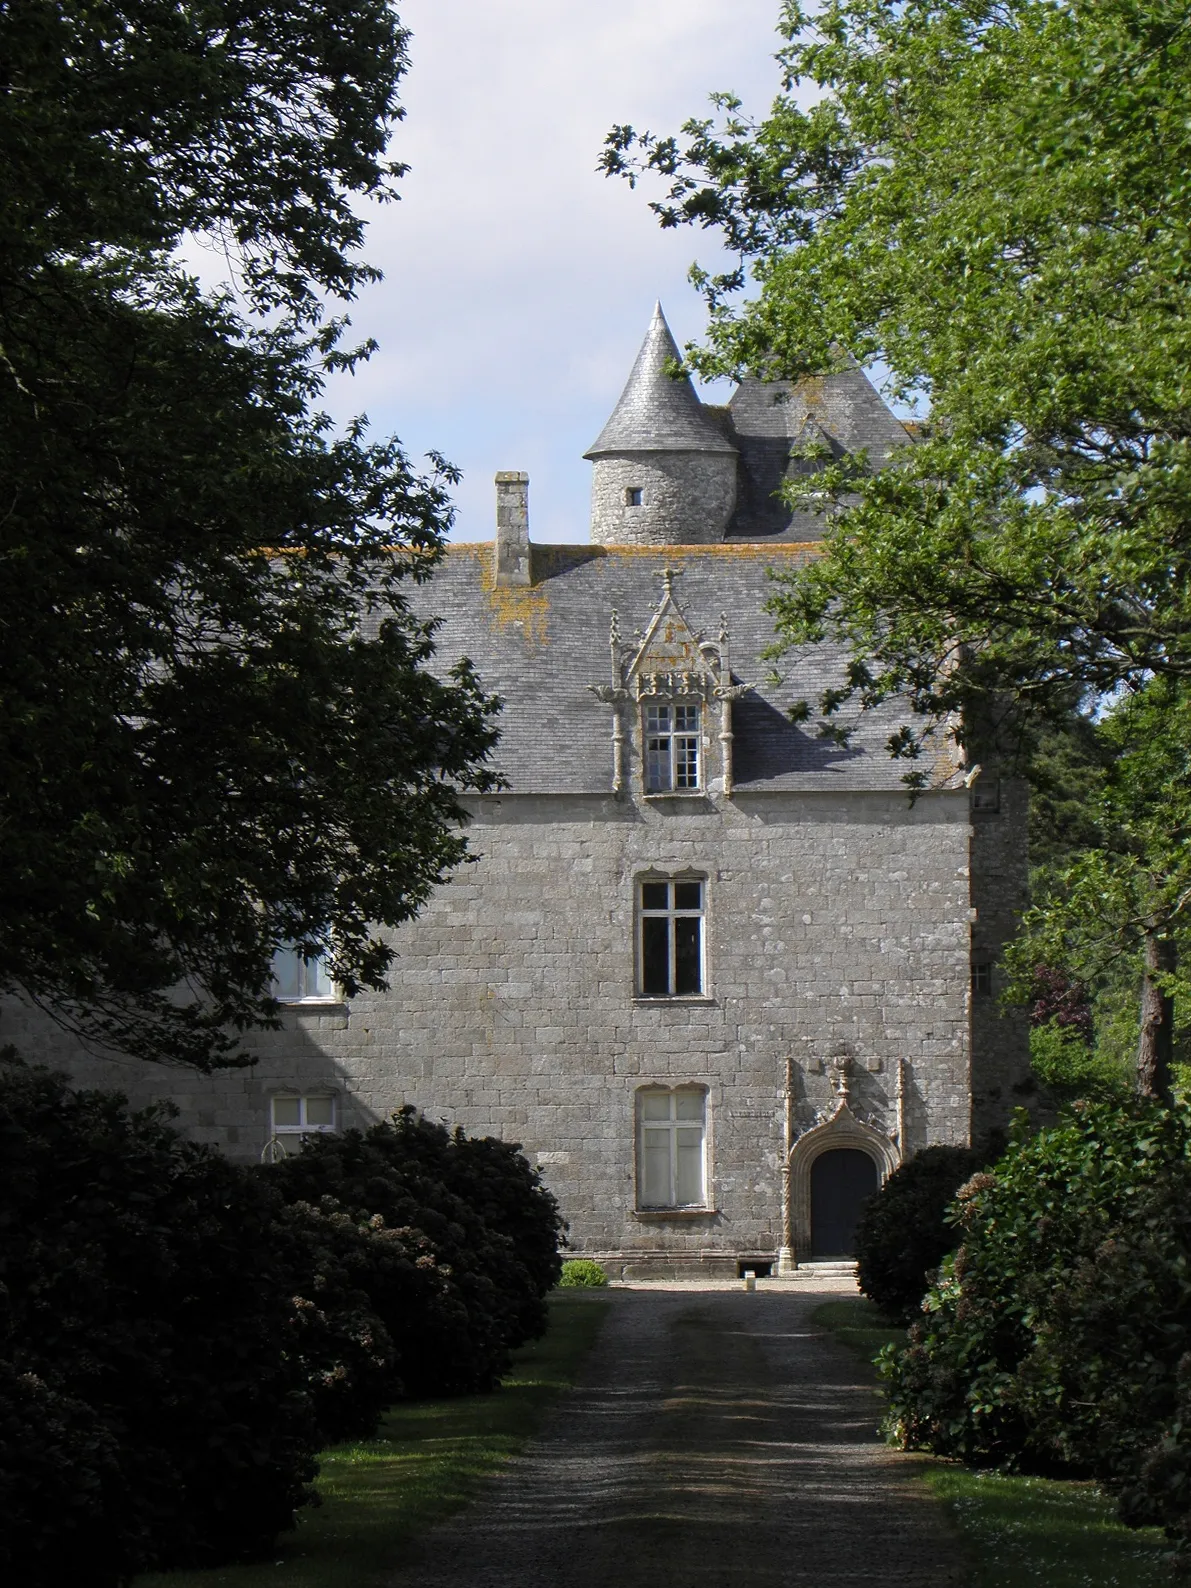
(1137, 930), (1177, 1104)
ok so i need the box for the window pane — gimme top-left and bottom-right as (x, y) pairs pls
(673, 881), (702, 911)
(674, 916), (702, 995)
(642, 1131), (671, 1205)
(272, 948), (303, 1000)
(674, 703), (700, 733)
(272, 1097), (301, 1129)
(640, 1091), (672, 1120)
(645, 737), (670, 793)
(674, 1089), (704, 1122)
(675, 1130), (704, 1205)
(641, 882), (669, 911)
(675, 737), (699, 788)
(305, 1096), (335, 1127)
(641, 917), (671, 995)
(303, 955), (334, 999)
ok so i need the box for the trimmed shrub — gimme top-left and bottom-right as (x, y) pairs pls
(880, 1101), (1191, 1551)
(262, 1109), (564, 1396)
(559, 1259), (608, 1288)
(0, 1057), (329, 1585)
(854, 1145), (985, 1321)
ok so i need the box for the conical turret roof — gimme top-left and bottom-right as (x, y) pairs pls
(584, 303), (737, 457)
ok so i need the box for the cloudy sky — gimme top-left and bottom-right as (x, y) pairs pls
(323, 1), (790, 543)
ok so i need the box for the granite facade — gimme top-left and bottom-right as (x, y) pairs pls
(590, 453), (738, 547)
(8, 331), (1031, 1276)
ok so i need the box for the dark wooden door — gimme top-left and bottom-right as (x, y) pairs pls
(810, 1149), (878, 1257)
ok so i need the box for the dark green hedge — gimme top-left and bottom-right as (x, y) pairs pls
(0, 1058), (325, 1585)
(854, 1144), (986, 1321)
(0, 1060), (564, 1586)
(880, 1101), (1191, 1554)
(261, 1109), (565, 1396)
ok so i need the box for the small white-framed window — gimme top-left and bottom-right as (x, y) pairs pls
(644, 700), (701, 792)
(637, 876), (705, 997)
(272, 946), (336, 1002)
(268, 1093), (337, 1156)
(637, 1085), (708, 1208)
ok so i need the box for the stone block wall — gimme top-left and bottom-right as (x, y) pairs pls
(590, 452), (737, 546)
(15, 786), (984, 1272)
(969, 775), (1032, 1140)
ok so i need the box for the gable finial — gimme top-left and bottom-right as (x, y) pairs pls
(609, 608), (620, 651)
(655, 564), (681, 600)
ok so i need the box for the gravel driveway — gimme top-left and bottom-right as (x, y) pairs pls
(389, 1279), (965, 1588)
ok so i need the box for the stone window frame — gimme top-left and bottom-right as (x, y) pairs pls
(634, 870), (709, 1000)
(634, 1082), (711, 1211)
(625, 486), (643, 507)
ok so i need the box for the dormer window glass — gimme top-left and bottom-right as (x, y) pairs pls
(644, 701), (701, 793)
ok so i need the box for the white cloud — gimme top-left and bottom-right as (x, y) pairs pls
(324, 0), (788, 543)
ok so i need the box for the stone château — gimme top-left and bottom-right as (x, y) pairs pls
(16, 305), (1028, 1278)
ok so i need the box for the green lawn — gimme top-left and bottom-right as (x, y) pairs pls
(136, 1290), (611, 1588)
(811, 1296), (1171, 1588)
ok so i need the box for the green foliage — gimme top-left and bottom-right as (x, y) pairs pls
(262, 1111), (565, 1397)
(135, 1293), (612, 1588)
(881, 1100), (1191, 1552)
(2, 0), (501, 1069)
(1029, 1020), (1130, 1102)
(0, 1061), (567, 1584)
(604, 0), (1191, 753)
(854, 1145), (986, 1322)
(0, 1057), (328, 1585)
(558, 1259), (609, 1288)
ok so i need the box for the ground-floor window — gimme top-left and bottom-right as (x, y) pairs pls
(637, 1084), (707, 1208)
(267, 1093), (337, 1156)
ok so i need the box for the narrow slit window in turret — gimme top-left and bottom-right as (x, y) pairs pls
(638, 877), (704, 997)
(644, 701), (701, 792)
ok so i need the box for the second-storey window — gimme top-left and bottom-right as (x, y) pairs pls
(644, 701), (701, 792)
(272, 947), (335, 1002)
(638, 877), (704, 997)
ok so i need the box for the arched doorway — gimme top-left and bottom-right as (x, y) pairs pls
(810, 1148), (878, 1257)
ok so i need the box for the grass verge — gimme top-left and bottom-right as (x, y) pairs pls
(136, 1290), (611, 1588)
(812, 1295), (1170, 1588)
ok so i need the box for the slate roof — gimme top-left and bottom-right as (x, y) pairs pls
(412, 544), (961, 796)
(725, 367), (917, 543)
(584, 304), (737, 458)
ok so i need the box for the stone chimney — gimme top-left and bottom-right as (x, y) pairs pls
(494, 471), (531, 585)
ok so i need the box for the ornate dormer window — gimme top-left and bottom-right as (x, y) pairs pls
(644, 699), (701, 791)
(589, 567), (749, 799)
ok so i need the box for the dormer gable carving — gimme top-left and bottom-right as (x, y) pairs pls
(588, 568), (749, 799)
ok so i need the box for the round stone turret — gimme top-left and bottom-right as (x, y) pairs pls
(584, 303), (737, 546)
